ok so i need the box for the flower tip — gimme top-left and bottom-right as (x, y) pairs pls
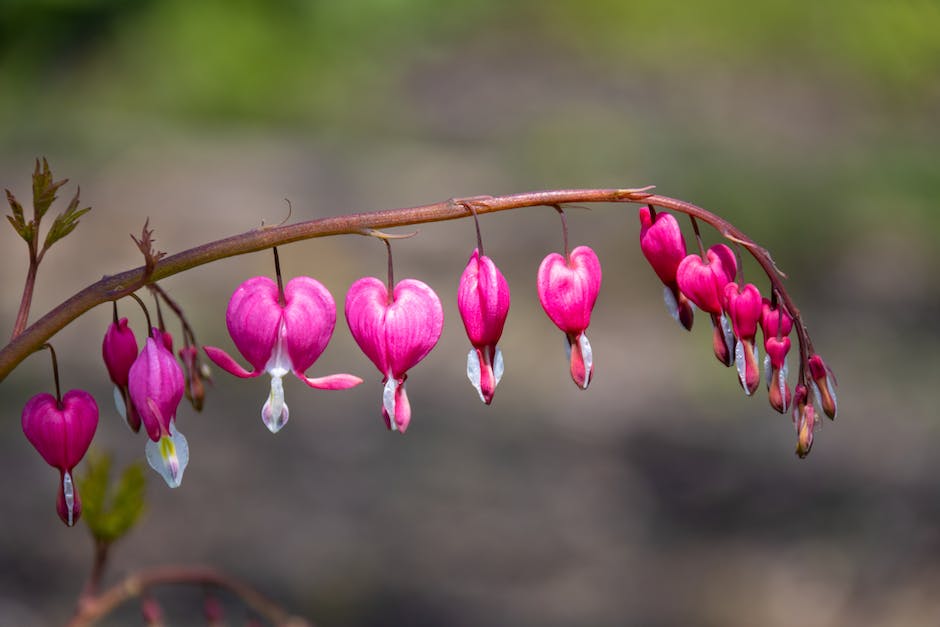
(145, 430), (189, 488)
(56, 471), (80, 527)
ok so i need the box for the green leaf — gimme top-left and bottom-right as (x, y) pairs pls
(31, 157), (68, 223)
(43, 186), (91, 251)
(5, 189), (32, 242)
(77, 453), (147, 543)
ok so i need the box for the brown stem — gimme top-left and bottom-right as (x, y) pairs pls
(0, 187), (812, 383)
(66, 564), (312, 627)
(11, 258), (39, 339)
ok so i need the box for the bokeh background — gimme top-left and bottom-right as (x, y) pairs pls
(1, 1), (939, 625)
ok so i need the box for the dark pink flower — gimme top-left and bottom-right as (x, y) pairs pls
(638, 207), (693, 330)
(537, 245), (602, 390)
(204, 276), (361, 433)
(808, 354), (838, 419)
(724, 282), (763, 395)
(760, 299), (794, 413)
(458, 249), (510, 404)
(102, 316), (141, 432)
(129, 329), (188, 487)
(22, 390), (98, 526)
(345, 277), (443, 433)
(676, 244), (738, 366)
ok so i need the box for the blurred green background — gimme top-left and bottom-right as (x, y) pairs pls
(2, 1), (939, 625)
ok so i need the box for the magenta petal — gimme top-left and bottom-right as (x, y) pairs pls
(639, 207), (687, 285)
(225, 277), (284, 373)
(282, 276), (337, 373)
(102, 317), (138, 387)
(458, 249), (510, 349)
(203, 346), (259, 378)
(22, 390), (99, 472)
(297, 372), (364, 390)
(676, 244), (737, 314)
(537, 246), (602, 334)
(345, 277), (392, 374)
(129, 333), (185, 442)
(385, 279), (444, 378)
(725, 282), (762, 340)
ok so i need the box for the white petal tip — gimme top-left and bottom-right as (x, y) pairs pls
(146, 430), (189, 489)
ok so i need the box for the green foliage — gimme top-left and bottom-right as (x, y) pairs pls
(77, 453), (146, 544)
(3, 159), (91, 253)
(43, 188), (91, 250)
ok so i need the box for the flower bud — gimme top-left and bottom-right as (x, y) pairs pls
(638, 207), (693, 330)
(102, 317), (141, 432)
(808, 354), (838, 419)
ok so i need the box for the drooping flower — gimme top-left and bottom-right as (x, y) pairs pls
(458, 248), (510, 404)
(792, 384), (816, 458)
(129, 329), (189, 488)
(345, 277), (443, 432)
(102, 316), (141, 432)
(676, 244), (738, 366)
(724, 282), (763, 395)
(760, 299), (794, 413)
(204, 276), (362, 434)
(22, 390), (99, 526)
(808, 354), (838, 419)
(537, 245), (602, 390)
(638, 207), (693, 330)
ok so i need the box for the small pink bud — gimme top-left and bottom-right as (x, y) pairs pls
(537, 246), (602, 390)
(792, 384), (816, 458)
(346, 277), (443, 433)
(677, 244), (737, 367)
(458, 249), (510, 404)
(129, 329), (188, 488)
(808, 354), (838, 419)
(759, 299), (794, 413)
(724, 282), (763, 395)
(204, 276), (362, 433)
(102, 317), (141, 432)
(22, 389), (99, 526)
(638, 207), (693, 330)
(764, 337), (792, 413)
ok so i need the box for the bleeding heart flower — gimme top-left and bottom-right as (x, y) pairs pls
(808, 354), (838, 419)
(724, 282), (763, 395)
(458, 249), (510, 404)
(638, 207), (693, 330)
(792, 384), (816, 458)
(102, 316), (141, 432)
(22, 390), (99, 526)
(345, 277), (443, 433)
(676, 244), (737, 366)
(204, 276), (362, 434)
(760, 299), (793, 413)
(537, 245), (602, 390)
(129, 329), (189, 488)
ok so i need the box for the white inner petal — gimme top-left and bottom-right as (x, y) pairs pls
(720, 314), (735, 358)
(826, 377), (838, 415)
(383, 376), (398, 432)
(579, 333), (593, 390)
(466, 349), (484, 403)
(763, 354), (772, 389)
(113, 385), (128, 423)
(262, 375), (289, 433)
(663, 285), (680, 324)
(778, 359), (789, 410)
(735, 340), (750, 395)
(145, 429), (189, 489)
(63, 471), (75, 526)
(493, 347), (504, 385)
(264, 322), (291, 378)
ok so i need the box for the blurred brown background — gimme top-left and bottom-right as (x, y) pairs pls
(1, 1), (939, 625)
